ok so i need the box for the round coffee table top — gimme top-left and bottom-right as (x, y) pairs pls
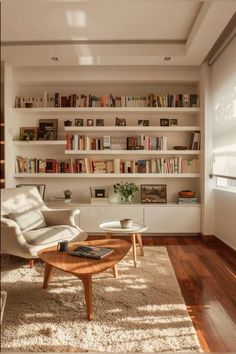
(100, 221), (148, 233)
(38, 239), (131, 276)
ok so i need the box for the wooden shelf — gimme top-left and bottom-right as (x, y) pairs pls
(13, 140), (66, 146)
(13, 173), (200, 178)
(13, 107), (201, 114)
(65, 126), (201, 132)
(65, 149), (201, 155)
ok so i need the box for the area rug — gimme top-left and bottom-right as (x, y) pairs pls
(1, 247), (202, 352)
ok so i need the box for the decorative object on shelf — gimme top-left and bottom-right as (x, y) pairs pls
(170, 119), (178, 126)
(16, 184), (46, 200)
(75, 119), (84, 126)
(160, 119), (170, 126)
(173, 146), (187, 150)
(90, 186), (109, 204)
(113, 182), (138, 203)
(138, 120), (149, 126)
(96, 119), (104, 126)
(64, 120), (72, 127)
(115, 117), (126, 126)
(178, 190), (197, 204)
(141, 184), (167, 203)
(120, 218), (133, 229)
(87, 119), (94, 126)
(64, 189), (72, 203)
(19, 127), (38, 141)
(38, 119), (58, 140)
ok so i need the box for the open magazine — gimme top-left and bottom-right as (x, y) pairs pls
(70, 245), (113, 259)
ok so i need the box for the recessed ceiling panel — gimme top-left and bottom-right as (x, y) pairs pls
(2, 0), (202, 42)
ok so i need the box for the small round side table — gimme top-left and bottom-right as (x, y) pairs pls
(99, 221), (148, 267)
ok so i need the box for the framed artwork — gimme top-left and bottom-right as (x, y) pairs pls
(170, 119), (178, 126)
(75, 119), (84, 126)
(141, 184), (167, 203)
(87, 119), (94, 126)
(16, 184), (46, 200)
(96, 119), (104, 126)
(160, 119), (169, 126)
(19, 127), (38, 141)
(138, 120), (149, 126)
(115, 117), (126, 126)
(38, 119), (58, 140)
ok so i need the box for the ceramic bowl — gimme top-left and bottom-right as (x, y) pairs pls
(120, 219), (133, 229)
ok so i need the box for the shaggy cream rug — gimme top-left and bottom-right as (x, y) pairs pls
(1, 247), (201, 352)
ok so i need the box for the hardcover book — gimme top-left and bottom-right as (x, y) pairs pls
(70, 245), (113, 259)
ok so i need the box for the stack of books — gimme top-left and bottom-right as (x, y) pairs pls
(178, 190), (198, 204)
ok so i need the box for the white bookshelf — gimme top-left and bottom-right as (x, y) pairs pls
(5, 65), (202, 233)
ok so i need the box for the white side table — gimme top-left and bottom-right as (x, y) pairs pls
(100, 221), (148, 267)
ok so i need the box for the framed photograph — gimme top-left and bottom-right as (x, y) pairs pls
(19, 127), (38, 141)
(16, 184), (46, 200)
(170, 119), (178, 126)
(141, 184), (167, 203)
(38, 119), (58, 140)
(160, 119), (169, 126)
(115, 117), (126, 126)
(138, 120), (149, 126)
(75, 119), (84, 126)
(87, 119), (94, 126)
(96, 119), (104, 126)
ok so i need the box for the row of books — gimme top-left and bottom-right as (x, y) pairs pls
(15, 156), (199, 174)
(15, 93), (199, 108)
(189, 131), (201, 150)
(66, 134), (168, 151)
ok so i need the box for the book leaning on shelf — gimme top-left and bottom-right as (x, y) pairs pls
(70, 245), (113, 259)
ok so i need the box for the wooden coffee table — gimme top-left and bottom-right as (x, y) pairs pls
(38, 239), (131, 320)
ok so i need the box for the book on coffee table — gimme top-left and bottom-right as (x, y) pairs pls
(70, 245), (113, 259)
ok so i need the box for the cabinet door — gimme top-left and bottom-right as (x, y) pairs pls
(144, 206), (201, 233)
(79, 206), (143, 233)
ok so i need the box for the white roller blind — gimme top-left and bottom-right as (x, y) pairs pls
(211, 35), (236, 178)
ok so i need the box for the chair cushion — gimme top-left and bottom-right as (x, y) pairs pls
(8, 210), (47, 232)
(23, 225), (79, 246)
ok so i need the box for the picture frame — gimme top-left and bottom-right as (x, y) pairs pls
(19, 127), (38, 141)
(138, 120), (149, 126)
(87, 119), (94, 126)
(160, 119), (169, 126)
(141, 184), (167, 203)
(170, 119), (178, 126)
(16, 184), (46, 200)
(115, 117), (126, 126)
(75, 119), (84, 126)
(38, 119), (58, 140)
(96, 119), (104, 126)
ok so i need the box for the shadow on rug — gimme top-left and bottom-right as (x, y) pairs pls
(1, 247), (202, 352)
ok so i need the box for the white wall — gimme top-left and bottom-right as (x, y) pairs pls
(214, 189), (236, 250)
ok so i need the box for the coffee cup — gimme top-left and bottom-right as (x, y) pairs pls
(57, 241), (69, 252)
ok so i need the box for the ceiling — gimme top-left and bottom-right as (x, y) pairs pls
(2, 0), (236, 66)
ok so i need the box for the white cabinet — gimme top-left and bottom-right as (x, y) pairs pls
(79, 205), (143, 233)
(144, 205), (201, 233)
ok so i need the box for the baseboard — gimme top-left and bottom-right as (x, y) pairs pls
(200, 233), (236, 255)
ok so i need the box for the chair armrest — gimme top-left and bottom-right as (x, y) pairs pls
(1, 216), (21, 233)
(41, 208), (80, 227)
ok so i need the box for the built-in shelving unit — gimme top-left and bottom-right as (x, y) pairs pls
(5, 65), (203, 233)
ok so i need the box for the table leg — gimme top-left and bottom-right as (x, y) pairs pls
(136, 233), (144, 256)
(131, 233), (137, 267)
(106, 232), (112, 239)
(112, 264), (118, 278)
(80, 275), (93, 321)
(43, 263), (53, 289)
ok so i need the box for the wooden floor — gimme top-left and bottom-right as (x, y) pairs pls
(89, 235), (236, 352)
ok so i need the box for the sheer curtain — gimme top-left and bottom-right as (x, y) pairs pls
(211, 35), (236, 179)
